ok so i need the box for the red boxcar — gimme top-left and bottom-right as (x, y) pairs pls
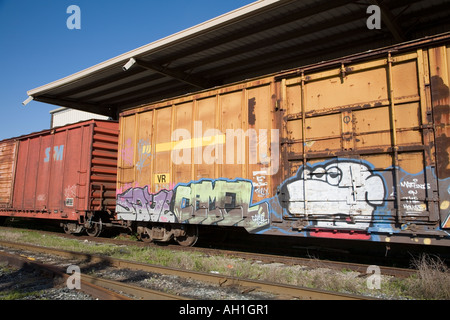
(0, 120), (119, 236)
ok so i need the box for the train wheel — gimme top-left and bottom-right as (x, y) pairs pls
(86, 217), (103, 237)
(175, 225), (198, 247)
(62, 222), (84, 235)
(63, 224), (72, 234)
(138, 227), (153, 243)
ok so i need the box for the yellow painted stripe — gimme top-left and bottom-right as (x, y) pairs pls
(155, 134), (225, 153)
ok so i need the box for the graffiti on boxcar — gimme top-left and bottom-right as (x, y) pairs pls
(173, 179), (269, 229)
(120, 138), (134, 166)
(117, 186), (176, 223)
(116, 182), (138, 196)
(278, 159), (386, 231)
(136, 139), (151, 172)
(252, 170), (269, 198)
(442, 182), (450, 228)
(398, 177), (430, 214)
(116, 156), (450, 240)
(116, 178), (270, 230)
(268, 158), (450, 240)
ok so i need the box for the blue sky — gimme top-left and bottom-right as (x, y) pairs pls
(0, 0), (254, 140)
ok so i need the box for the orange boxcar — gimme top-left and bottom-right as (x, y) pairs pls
(116, 34), (450, 247)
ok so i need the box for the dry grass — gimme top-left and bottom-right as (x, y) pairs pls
(403, 254), (450, 300)
(1, 228), (449, 299)
(0, 230), (23, 242)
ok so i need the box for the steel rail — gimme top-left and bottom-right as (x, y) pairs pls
(0, 250), (131, 300)
(0, 240), (372, 300)
(214, 249), (417, 278)
(0, 248), (187, 300)
(80, 273), (189, 300)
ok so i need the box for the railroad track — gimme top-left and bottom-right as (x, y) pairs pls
(0, 240), (371, 300)
(0, 249), (187, 300)
(0, 226), (418, 278)
(216, 249), (417, 278)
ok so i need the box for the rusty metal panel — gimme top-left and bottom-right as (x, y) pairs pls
(154, 107), (173, 192)
(428, 45), (450, 228)
(196, 97), (217, 181)
(117, 79), (276, 230)
(220, 91), (245, 180)
(279, 46), (447, 240)
(135, 110), (154, 190)
(247, 85), (272, 201)
(117, 112), (137, 196)
(304, 62), (389, 113)
(174, 102), (193, 187)
(0, 140), (18, 208)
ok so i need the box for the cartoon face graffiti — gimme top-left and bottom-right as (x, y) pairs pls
(279, 160), (386, 230)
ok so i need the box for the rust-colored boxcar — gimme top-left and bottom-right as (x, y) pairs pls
(116, 34), (450, 246)
(0, 139), (18, 209)
(0, 120), (118, 235)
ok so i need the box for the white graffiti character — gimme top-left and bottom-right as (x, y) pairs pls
(281, 160), (385, 230)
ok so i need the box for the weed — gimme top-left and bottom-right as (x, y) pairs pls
(404, 254), (450, 300)
(0, 289), (43, 300)
(1, 229), (449, 299)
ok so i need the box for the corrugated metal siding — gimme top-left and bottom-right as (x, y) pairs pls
(0, 140), (17, 208)
(89, 122), (119, 212)
(51, 108), (110, 128)
(428, 45), (450, 228)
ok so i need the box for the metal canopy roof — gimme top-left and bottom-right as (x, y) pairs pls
(26, 0), (450, 118)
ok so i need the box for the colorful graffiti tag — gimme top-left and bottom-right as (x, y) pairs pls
(117, 178), (270, 232)
(117, 187), (175, 223)
(116, 157), (450, 242)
